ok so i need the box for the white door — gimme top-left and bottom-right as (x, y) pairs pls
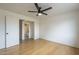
(6, 15), (19, 47)
(0, 15), (5, 49)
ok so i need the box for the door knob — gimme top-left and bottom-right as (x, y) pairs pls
(6, 33), (8, 34)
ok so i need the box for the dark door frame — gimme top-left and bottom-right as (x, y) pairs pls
(19, 20), (23, 44)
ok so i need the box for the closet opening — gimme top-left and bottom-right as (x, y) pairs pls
(19, 20), (34, 44)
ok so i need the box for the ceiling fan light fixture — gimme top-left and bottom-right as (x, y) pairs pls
(38, 13), (42, 16)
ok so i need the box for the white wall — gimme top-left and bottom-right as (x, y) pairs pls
(39, 11), (79, 48)
(34, 19), (39, 39)
(0, 14), (5, 49)
(29, 22), (34, 39)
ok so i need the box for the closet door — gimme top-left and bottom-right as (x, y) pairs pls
(6, 15), (19, 48)
(0, 15), (5, 49)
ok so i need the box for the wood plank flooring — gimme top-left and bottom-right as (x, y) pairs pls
(0, 39), (79, 55)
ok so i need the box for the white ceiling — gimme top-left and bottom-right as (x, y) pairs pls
(0, 3), (79, 17)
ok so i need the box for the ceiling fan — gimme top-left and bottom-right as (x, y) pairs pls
(28, 3), (52, 16)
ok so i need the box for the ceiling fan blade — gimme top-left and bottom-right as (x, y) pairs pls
(42, 7), (52, 12)
(28, 11), (37, 12)
(34, 3), (39, 10)
(41, 12), (48, 15)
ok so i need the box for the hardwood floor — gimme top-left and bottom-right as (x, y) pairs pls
(0, 39), (79, 55)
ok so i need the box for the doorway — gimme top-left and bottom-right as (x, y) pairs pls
(24, 23), (29, 40)
(19, 20), (34, 44)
